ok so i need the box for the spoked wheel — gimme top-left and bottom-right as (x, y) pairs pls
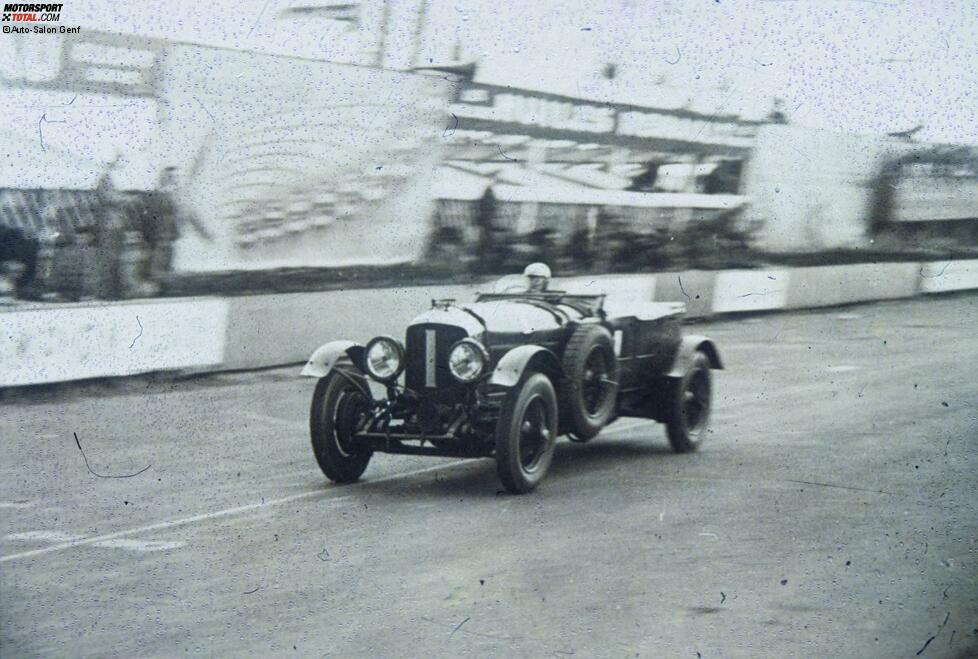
(310, 371), (374, 483)
(559, 325), (619, 441)
(665, 351), (712, 453)
(496, 373), (558, 494)
(582, 348), (614, 413)
(518, 397), (551, 470)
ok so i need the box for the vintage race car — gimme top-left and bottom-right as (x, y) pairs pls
(300, 275), (723, 493)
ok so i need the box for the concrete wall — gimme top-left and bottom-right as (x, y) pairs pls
(4, 261), (977, 387)
(919, 259), (978, 294)
(222, 284), (483, 370)
(785, 262), (920, 309)
(711, 269), (790, 313)
(218, 263), (978, 368)
(652, 270), (717, 318)
(1, 298), (227, 386)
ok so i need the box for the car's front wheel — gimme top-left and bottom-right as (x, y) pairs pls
(310, 371), (374, 483)
(495, 373), (559, 494)
(665, 351), (713, 453)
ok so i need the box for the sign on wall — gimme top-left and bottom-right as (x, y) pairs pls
(450, 83), (758, 149)
(158, 44), (457, 271)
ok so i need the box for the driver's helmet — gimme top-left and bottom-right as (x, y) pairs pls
(523, 262), (551, 292)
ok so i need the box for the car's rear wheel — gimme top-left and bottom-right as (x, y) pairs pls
(495, 373), (558, 494)
(665, 351), (712, 453)
(559, 325), (619, 441)
(310, 371), (373, 483)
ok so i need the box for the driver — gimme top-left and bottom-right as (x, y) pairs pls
(523, 262), (552, 293)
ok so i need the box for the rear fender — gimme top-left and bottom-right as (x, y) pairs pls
(665, 335), (723, 378)
(300, 340), (365, 378)
(489, 345), (562, 389)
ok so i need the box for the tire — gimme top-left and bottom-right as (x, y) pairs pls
(310, 371), (373, 483)
(665, 351), (712, 453)
(559, 325), (619, 441)
(495, 373), (559, 494)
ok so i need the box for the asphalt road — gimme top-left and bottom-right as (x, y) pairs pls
(2, 294), (976, 658)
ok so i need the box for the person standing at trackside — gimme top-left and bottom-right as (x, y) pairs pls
(476, 185), (513, 274)
(0, 223), (35, 302)
(475, 185), (496, 273)
(93, 158), (130, 300)
(140, 166), (181, 286)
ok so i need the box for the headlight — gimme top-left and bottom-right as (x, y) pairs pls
(448, 339), (488, 383)
(364, 336), (404, 382)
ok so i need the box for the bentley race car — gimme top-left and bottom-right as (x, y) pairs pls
(301, 275), (723, 493)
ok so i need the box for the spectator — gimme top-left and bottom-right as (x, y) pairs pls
(140, 167), (181, 285)
(526, 227), (555, 264)
(566, 227), (594, 271)
(475, 186), (511, 274)
(0, 225), (37, 299)
(0, 261), (24, 305)
(428, 225), (466, 269)
(93, 160), (130, 299)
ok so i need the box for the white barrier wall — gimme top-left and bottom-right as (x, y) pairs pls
(711, 270), (790, 313)
(919, 259), (978, 293)
(221, 284), (485, 370)
(785, 262), (920, 308)
(1, 298), (228, 387)
(3, 261), (977, 387)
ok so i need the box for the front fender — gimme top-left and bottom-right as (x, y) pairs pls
(665, 335), (723, 378)
(300, 340), (365, 378)
(488, 345), (561, 389)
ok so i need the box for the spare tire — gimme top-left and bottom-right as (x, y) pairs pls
(559, 324), (619, 441)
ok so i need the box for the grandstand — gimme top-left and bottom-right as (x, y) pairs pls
(3, 14), (973, 298)
(0, 189), (105, 238)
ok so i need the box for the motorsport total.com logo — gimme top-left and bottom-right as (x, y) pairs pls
(3, 3), (63, 21)
(2, 3), (80, 34)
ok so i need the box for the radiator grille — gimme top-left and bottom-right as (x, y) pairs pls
(405, 324), (468, 396)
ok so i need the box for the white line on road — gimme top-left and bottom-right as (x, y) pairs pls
(0, 459), (479, 564)
(92, 539), (186, 552)
(6, 531), (84, 543)
(0, 419), (656, 564)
